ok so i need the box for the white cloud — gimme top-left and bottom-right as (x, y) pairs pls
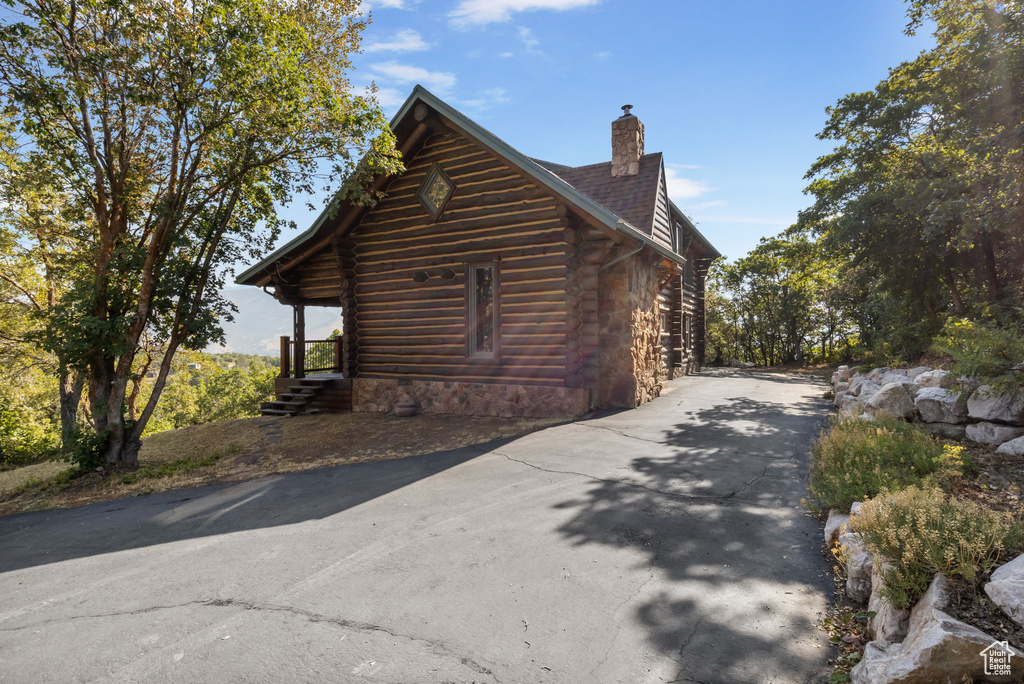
(664, 167), (715, 200)
(369, 61), (457, 92)
(668, 162), (703, 170)
(498, 51), (515, 58)
(691, 200), (727, 210)
(364, 29), (429, 52)
(594, 51), (612, 60)
(450, 0), (599, 26)
(517, 26), (541, 53)
(358, 0), (408, 10)
(372, 87), (406, 108)
(456, 87), (511, 110)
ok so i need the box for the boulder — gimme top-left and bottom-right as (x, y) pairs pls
(966, 422), (1024, 447)
(868, 367), (912, 386)
(921, 422), (967, 441)
(825, 510), (851, 547)
(908, 366), (933, 381)
(916, 572), (951, 614)
(852, 574), (1024, 684)
(902, 381), (923, 401)
(967, 385), (1024, 425)
(834, 389), (848, 408)
(850, 377), (882, 403)
(867, 383), (918, 420)
(997, 436), (1024, 456)
(868, 562), (911, 643)
(836, 381), (851, 394)
(914, 387), (969, 424)
(839, 399), (865, 421)
(840, 532), (873, 602)
(958, 376), (983, 393)
(915, 369), (955, 389)
(833, 365), (853, 384)
(985, 554), (1024, 628)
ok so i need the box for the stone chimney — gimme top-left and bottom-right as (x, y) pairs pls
(611, 104), (644, 177)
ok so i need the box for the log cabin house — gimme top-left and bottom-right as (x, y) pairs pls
(236, 86), (720, 418)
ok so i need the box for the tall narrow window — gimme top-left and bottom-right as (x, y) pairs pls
(468, 263), (497, 358)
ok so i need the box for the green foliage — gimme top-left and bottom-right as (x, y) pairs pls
(932, 318), (1024, 393)
(0, 404), (58, 467)
(63, 425), (110, 472)
(206, 353), (278, 371)
(852, 486), (1024, 609)
(143, 355), (278, 435)
(0, 370), (61, 467)
(0, 0), (401, 464)
(706, 231), (857, 366)
(798, 0), (1024, 359)
(807, 418), (959, 511)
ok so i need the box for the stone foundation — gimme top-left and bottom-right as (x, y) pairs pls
(352, 378), (591, 418)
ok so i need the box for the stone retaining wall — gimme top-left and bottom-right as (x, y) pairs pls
(352, 378), (591, 418)
(831, 364), (1024, 450)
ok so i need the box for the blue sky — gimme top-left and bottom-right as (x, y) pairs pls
(272, 0), (935, 263)
(221, 0), (937, 352)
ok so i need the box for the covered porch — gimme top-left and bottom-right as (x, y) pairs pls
(260, 303), (352, 416)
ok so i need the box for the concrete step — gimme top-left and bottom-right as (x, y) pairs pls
(259, 408), (297, 416)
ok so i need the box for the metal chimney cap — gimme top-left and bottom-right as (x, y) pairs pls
(620, 104), (634, 117)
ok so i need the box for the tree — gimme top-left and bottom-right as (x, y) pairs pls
(706, 231), (856, 366)
(0, 0), (401, 465)
(799, 0), (1024, 359)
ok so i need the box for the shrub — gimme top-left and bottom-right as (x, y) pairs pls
(852, 486), (1023, 608)
(807, 418), (958, 511)
(932, 317), (1024, 394)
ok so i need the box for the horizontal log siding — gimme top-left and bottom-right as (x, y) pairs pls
(351, 131), (569, 384)
(291, 252), (344, 301)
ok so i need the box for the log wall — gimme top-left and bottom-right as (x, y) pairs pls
(346, 130), (571, 386)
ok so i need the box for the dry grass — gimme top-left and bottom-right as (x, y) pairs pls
(0, 412), (563, 516)
(0, 460), (73, 497)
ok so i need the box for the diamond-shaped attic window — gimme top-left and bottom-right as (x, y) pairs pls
(418, 163), (455, 221)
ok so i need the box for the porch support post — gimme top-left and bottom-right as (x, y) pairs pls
(280, 336), (291, 378)
(293, 304), (306, 380)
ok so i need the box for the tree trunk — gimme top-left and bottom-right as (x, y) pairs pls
(944, 264), (966, 315)
(59, 368), (84, 447)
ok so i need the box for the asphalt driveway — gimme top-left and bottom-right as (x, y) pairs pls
(0, 369), (834, 684)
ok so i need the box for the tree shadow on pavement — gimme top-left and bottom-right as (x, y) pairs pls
(0, 437), (518, 574)
(555, 390), (835, 683)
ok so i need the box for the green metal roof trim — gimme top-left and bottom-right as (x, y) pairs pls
(237, 85), (717, 284)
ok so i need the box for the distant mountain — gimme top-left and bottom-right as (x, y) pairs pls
(207, 286), (343, 355)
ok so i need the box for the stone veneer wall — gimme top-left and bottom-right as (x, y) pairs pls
(596, 251), (664, 408)
(630, 253), (664, 406)
(352, 378), (590, 418)
(611, 114), (644, 177)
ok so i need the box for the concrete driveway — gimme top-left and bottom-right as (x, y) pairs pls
(0, 369), (834, 684)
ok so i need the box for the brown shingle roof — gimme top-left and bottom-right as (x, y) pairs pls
(544, 153), (664, 236)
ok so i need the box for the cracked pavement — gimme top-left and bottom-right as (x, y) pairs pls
(0, 369), (834, 683)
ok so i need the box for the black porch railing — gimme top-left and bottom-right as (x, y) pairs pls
(279, 336), (342, 378)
